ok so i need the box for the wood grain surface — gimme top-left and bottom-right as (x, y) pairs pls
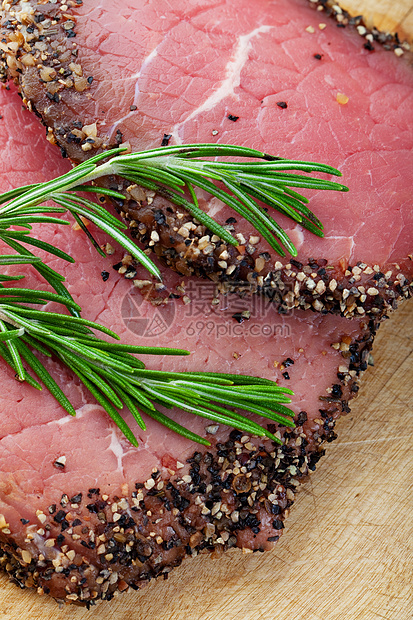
(339, 0), (413, 42)
(0, 1), (412, 618)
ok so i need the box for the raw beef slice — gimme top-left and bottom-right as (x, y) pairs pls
(0, 86), (376, 604)
(0, 0), (412, 318)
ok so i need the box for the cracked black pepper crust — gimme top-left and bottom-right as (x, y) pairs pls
(0, 320), (376, 605)
(0, 0), (412, 321)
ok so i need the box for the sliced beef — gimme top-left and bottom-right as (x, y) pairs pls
(0, 85), (378, 604)
(1, 0), (412, 318)
(0, 291), (375, 605)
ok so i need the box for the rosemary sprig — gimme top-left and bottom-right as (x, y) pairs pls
(0, 281), (294, 446)
(0, 144), (348, 279)
(0, 142), (345, 447)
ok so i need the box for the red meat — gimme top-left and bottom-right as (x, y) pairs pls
(0, 85), (375, 604)
(1, 0), (412, 317)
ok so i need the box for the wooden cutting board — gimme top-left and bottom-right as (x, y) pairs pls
(340, 0), (413, 42)
(0, 2), (412, 619)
